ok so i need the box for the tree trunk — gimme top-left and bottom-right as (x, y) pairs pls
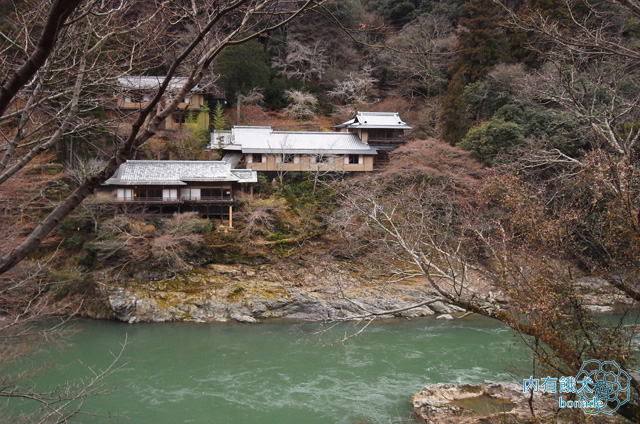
(0, 0), (84, 116)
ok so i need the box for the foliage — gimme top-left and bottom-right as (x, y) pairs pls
(212, 103), (227, 152)
(366, 0), (429, 27)
(458, 119), (524, 166)
(170, 106), (210, 159)
(215, 40), (271, 103)
(236, 174), (335, 251)
(440, 0), (513, 144)
(212, 103), (227, 132)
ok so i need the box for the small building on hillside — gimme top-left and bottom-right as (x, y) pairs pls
(101, 160), (256, 227)
(333, 111), (412, 163)
(212, 126), (378, 173)
(112, 76), (224, 131)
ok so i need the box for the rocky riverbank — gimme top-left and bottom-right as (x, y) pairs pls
(84, 259), (633, 324)
(94, 263), (464, 323)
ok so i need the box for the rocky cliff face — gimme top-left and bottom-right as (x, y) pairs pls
(86, 257), (630, 324)
(98, 263), (463, 323)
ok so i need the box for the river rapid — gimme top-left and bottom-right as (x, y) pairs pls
(7, 316), (530, 423)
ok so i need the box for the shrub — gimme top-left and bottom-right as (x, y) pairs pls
(458, 119), (524, 166)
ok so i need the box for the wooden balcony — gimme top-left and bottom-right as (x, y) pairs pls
(114, 196), (234, 204)
(368, 135), (405, 145)
(182, 195), (234, 204)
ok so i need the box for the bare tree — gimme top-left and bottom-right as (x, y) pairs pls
(283, 89), (318, 120)
(519, 58), (640, 160)
(272, 38), (328, 83)
(0, 1), (168, 185)
(0, 0), (84, 116)
(0, 0), (325, 275)
(0, 0), (326, 418)
(493, 0), (640, 161)
(236, 87), (265, 123)
(377, 13), (457, 98)
(332, 160), (640, 420)
(327, 65), (377, 111)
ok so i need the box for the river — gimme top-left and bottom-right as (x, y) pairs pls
(6, 316), (530, 423)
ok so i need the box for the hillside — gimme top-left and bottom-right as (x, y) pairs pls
(2, 0), (640, 421)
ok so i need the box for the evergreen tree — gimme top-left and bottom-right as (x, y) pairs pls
(214, 40), (270, 104)
(440, 0), (511, 144)
(212, 102), (227, 151)
(212, 102), (226, 132)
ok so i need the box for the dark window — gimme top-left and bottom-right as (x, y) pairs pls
(201, 187), (232, 199)
(348, 154), (360, 164)
(174, 113), (188, 124)
(134, 187), (162, 199)
(368, 129), (402, 141)
(252, 153), (263, 163)
(282, 154), (295, 163)
(129, 91), (144, 102)
(202, 188), (222, 199)
(315, 155), (329, 164)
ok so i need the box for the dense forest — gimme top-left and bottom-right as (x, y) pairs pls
(1, 0), (640, 422)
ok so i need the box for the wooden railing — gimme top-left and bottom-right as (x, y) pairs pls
(116, 196), (233, 203)
(182, 195), (234, 202)
(368, 134), (405, 144)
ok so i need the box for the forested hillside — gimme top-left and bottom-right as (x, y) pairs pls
(1, 0), (640, 421)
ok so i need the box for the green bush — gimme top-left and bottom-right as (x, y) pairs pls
(458, 119), (524, 166)
(65, 234), (84, 249)
(77, 243), (98, 268)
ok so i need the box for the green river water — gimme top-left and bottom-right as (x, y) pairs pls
(6, 316), (531, 423)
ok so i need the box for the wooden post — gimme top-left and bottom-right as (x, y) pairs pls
(228, 205), (233, 228)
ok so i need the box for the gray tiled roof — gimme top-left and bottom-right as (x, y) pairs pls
(117, 76), (204, 92)
(104, 160), (257, 185)
(231, 169), (258, 182)
(334, 111), (412, 129)
(212, 126), (377, 155)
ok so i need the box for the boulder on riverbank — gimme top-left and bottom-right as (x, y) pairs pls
(412, 381), (628, 424)
(412, 381), (549, 424)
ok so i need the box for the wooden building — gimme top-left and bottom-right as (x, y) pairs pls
(333, 112), (412, 164)
(101, 160), (256, 227)
(112, 76), (224, 131)
(212, 126), (378, 173)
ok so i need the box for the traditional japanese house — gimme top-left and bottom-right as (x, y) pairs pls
(333, 111), (412, 164)
(212, 126), (378, 173)
(101, 160), (256, 227)
(112, 76), (224, 131)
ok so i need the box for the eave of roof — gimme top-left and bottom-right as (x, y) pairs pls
(241, 148), (377, 155)
(333, 111), (412, 130)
